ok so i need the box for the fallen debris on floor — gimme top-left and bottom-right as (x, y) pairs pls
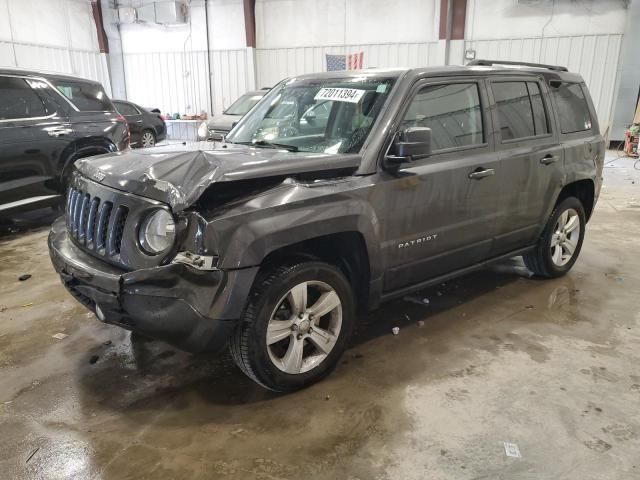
(503, 442), (522, 458)
(25, 447), (40, 464)
(52, 333), (68, 340)
(18, 274), (32, 281)
(89, 355), (99, 364)
(403, 295), (430, 306)
(392, 327), (400, 335)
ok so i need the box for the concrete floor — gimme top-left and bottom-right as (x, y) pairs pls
(1, 153), (639, 480)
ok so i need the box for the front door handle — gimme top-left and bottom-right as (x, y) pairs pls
(540, 154), (558, 165)
(468, 168), (495, 180)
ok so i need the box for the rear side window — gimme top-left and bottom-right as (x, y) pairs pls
(53, 80), (112, 112)
(400, 83), (484, 151)
(114, 101), (140, 116)
(552, 83), (592, 134)
(493, 81), (551, 140)
(528, 82), (550, 136)
(0, 76), (50, 120)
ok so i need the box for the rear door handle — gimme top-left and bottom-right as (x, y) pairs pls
(47, 127), (73, 137)
(540, 154), (558, 165)
(468, 168), (495, 180)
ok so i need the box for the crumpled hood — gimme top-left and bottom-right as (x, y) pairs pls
(206, 114), (238, 131)
(75, 143), (361, 211)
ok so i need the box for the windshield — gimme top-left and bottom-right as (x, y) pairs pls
(224, 92), (264, 115)
(225, 76), (396, 154)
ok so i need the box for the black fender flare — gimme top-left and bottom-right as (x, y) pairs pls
(215, 205), (383, 281)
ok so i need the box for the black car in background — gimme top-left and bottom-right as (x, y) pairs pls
(0, 68), (129, 215)
(113, 100), (166, 148)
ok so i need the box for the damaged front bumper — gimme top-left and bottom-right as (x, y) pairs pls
(48, 217), (258, 353)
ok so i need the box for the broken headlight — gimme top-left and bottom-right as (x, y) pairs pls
(139, 209), (176, 255)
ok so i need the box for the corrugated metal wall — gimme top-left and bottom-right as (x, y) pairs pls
(256, 42), (442, 88)
(0, 40), (112, 95)
(123, 50), (210, 115)
(122, 48), (250, 116)
(465, 34), (623, 132)
(210, 48), (252, 114)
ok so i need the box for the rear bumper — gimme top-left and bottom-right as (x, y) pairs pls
(48, 217), (258, 353)
(156, 123), (167, 142)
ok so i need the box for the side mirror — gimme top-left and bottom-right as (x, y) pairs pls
(385, 127), (432, 167)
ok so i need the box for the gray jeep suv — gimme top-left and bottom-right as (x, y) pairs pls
(48, 60), (604, 391)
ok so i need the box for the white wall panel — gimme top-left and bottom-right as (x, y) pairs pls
(210, 48), (252, 113)
(465, 34), (623, 132)
(0, 40), (112, 95)
(122, 49), (250, 116)
(256, 42), (442, 89)
(123, 50), (210, 116)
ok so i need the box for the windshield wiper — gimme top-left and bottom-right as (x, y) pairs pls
(235, 140), (299, 152)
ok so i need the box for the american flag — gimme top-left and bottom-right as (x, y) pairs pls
(326, 52), (364, 71)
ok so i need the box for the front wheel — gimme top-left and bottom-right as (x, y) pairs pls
(524, 196), (586, 278)
(229, 261), (355, 392)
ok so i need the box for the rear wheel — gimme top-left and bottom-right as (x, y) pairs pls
(523, 196), (586, 278)
(141, 130), (156, 148)
(229, 261), (355, 392)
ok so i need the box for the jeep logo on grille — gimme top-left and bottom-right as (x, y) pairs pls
(92, 170), (106, 182)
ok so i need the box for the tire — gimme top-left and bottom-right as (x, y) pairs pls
(523, 196), (586, 278)
(229, 261), (355, 392)
(140, 130), (156, 148)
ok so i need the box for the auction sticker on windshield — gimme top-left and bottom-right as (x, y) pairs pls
(314, 87), (365, 103)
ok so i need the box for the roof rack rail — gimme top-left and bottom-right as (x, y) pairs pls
(467, 59), (568, 72)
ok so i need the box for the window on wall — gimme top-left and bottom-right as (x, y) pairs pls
(0, 76), (49, 120)
(400, 82), (484, 152)
(551, 83), (592, 134)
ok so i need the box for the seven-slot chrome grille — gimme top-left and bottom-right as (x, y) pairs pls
(64, 173), (173, 270)
(66, 187), (129, 257)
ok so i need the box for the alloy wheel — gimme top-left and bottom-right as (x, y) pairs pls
(266, 281), (342, 374)
(141, 132), (155, 147)
(550, 208), (581, 267)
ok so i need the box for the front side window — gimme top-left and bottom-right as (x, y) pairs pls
(114, 101), (140, 116)
(226, 76), (396, 154)
(552, 83), (592, 134)
(224, 93), (264, 115)
(400, 82), (484, 151)
(0, 76), (50, 120)
(53, 80), (112, 112)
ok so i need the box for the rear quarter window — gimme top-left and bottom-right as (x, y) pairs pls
(53, 80), (113, 112)
(551, 83), (592, 134)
